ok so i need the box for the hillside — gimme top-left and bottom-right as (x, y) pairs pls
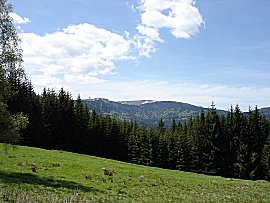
(83, 98), (226, 126)
(260, 107), (270, 120)
(1, 144), (269, 202)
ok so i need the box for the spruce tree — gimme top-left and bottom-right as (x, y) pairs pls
(233, 105), (249, 179)
(128, 122), (140, 163)
(167, 129), (179, 169)
(261, 133), (270, 180)
(73, 95), (90, 153)
(246, 106), (268, 179)
(40, 89), (60, 149)
(138, 123), (152, 165)
(199, 103), (218, 173)
(191, 111), (206, 171)
(175, 124), (190, 171)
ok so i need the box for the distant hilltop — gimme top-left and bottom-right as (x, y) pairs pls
(83, 98), (216, 127)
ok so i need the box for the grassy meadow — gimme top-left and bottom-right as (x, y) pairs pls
(0, 144), (269, 202)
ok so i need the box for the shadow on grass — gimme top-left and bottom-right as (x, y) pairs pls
(0, 170), (97, 192)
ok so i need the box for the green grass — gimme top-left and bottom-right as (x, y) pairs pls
(0, 144), (269, 202)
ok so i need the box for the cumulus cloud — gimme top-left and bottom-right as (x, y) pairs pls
(10, 13), (30, 24)
(139, 0), (204, 38)
(133, 0), (204, 56)
(20, 23), (133, 87)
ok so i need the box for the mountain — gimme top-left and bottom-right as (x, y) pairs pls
(260, 107), (270, 120)
(82, 98), (226, 127)
(82, 98), (269, 127)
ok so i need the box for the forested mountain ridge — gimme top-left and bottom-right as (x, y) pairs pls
(82, 98), (208, 126)
(260, 107), (270, 120)
(84, 98), (268, 126)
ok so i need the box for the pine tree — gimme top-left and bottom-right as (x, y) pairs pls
(137, 124), (152, 165)
(73, 95), (90, 153)
(148, 127), (155, 166)
(157, 119), (166, 135)
(171, 119), (177, 133)
(175, 126), (190, 171)
(88, 109), (101, 155)
(233, 105), (249, 179)
(40, 89), (60, 149)
(217, 114), (231, 176)
(245, 106), (268, 179)
(225, 106), (237, 176)
(191, 111), (206, 171)
(199, 103), (218, 173)
(261, 133), (270, 180)
(149, 127), (159, 166)
(167, 129), (179, 169)
(128, 122), (140, 163)
(156, 132), (169, 168)
(115, 119), (130, 162)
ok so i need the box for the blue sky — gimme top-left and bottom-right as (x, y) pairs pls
(10, 0), (270, 110)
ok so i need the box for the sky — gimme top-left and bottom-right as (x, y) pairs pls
(9, 0), (270, 111)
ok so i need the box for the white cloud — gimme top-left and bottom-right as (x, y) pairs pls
(10, 13), (30, 24)
(132, 0), (204, 57)
(133, 34), (158, 58)
(139, 0), (204, 39)
(20, 23), (133, 87)
(136, 25), (163, 42)
(64, 74), (105, 85)
(30, 75), (63, 93)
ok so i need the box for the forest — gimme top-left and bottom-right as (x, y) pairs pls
(1, 0), (270, 183)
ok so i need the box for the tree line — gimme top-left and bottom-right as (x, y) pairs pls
(1, 0), (270, 182)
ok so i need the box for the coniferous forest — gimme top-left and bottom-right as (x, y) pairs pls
(1, 0), (270, 183)
(5, 78), (270, 181)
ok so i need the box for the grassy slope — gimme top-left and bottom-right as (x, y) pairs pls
(0, 144), (269, 203)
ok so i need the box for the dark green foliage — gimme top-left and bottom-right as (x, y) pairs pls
(261, 133), (270, 180)
(128, 122), (140, 163)
(72, 95), (90, 153)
